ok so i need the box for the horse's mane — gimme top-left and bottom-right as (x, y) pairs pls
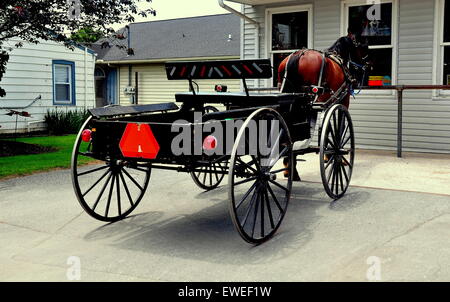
(326, 36), (354, 63)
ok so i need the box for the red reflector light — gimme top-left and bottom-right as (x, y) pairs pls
(312, 87), (319, 93)
(81, 129), (92, 142)
(203, 135), (217, 151)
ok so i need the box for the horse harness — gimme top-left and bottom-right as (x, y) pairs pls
(280, 49), (352, 107)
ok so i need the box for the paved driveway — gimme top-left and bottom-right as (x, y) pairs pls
(0, 151), (449, 281)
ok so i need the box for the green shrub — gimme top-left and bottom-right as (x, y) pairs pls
(44, 109), (90, 135)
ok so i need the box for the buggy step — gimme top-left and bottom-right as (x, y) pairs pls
(89, 102), (179, 118)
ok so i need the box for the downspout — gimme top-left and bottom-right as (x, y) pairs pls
(218, 0), (260, 59)
(127, 25), (134, 104)
(84, 46), (88, 110)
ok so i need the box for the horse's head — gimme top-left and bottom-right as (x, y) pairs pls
(349, 38), (372, 85)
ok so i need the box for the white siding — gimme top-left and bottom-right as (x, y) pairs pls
(242, 0), (450, 153)
(0, 39), (96, 134)
(118, 63), (241, 106)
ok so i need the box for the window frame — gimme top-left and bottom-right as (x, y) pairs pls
(52, 60), (76, 105)
(265, 4), (313, 88)
(341, 0), (398, 96)
(434, 0), (450, 96)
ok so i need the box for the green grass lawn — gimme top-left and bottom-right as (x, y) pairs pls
(0, 135), (93, 179)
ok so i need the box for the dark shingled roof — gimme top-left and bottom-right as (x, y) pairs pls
(94, 14), (240, 62)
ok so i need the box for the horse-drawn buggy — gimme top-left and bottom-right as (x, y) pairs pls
(71, 56), (358, 244)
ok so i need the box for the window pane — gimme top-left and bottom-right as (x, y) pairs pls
(364, 48), (393, 86)
(55, 65), (70, 83)
(349, 3), (392, 45)
(444, 46), (450, 85)
(56, 84), (70, 102)
(445, 0), (450, 43)
(272, 53), (291, 87)
(272, 11), (308, 51)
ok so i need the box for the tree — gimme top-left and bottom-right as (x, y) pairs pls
(70, 27), (104, 44)
(0, 0), (156, 97)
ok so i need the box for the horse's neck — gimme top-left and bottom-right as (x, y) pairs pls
(329, 37), (352, 62)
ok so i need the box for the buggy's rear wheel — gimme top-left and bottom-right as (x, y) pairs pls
(228, 108), (293, 244)
(319, 104), (355, 200)
(191, 105), (227, 190)
(71, 116), (151, 222)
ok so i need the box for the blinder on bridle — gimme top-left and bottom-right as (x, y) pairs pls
(349, 39), (372, 87)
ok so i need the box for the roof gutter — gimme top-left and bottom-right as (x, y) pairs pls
(218, 0), (259, 59)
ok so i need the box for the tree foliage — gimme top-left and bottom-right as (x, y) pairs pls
(0, 0), (156, 97)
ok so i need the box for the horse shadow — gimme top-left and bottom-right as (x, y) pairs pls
(83, 183), (369, 265)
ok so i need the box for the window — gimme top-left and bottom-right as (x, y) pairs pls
(53, 60), (75, 105)
(267, 5), (312, 87)
(343, 0), (396, 88)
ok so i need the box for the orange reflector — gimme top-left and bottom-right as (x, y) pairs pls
(119, 123), (160, 159)
(203, 135), (217, 151)
(81, 129), (92, 142)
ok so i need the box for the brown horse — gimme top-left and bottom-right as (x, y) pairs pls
(278, 36), (369, 108)
(278, 36), (370, 180)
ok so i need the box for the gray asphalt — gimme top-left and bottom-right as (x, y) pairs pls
(0, 167), (449, 281)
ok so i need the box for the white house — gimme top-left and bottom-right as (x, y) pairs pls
(221, 0), (450, 154)
(0, 39), (96, 134)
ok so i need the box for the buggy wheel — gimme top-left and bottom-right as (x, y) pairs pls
(191, 161), (228, 191)
(319, 104), (355, 200)
(71, 116), (151, 222)
(191, 105), (226, 190)
(228, 108), (293, 244)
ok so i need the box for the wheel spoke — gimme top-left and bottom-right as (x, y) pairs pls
(234, 176), (258, 186)
(326, 135), (337, 150)
(326, 160), (335, 183)
(341, 163), (349, 183)
(104, 173), (116, 218)
(236, 181), (258, 209)
(340, 123), (349, 147)
(92, 173), (113, 211)
(213, 164), (220, 182)
(268, 179), (289, 192)
(267, 183), (284, 214)
(263, 188), (275, 229)
(241, 188), (259, 227)
(339, 163), (345, 192)
(341, 134), (351, 148)
(82, 169), (110, 197)
(251, 190), (261, 238)
(119, 171), (134, 207)
(236, 157), (258, 174)
(116, 173), (122, 216)
(122, 168), (144, 191)
(332, 111), (339, 145)
(324, 155), (335, 170)
(77, 165), (109, 177)
(260, 188), (265, 238)
(209, 166), (213, 186)
(342, 156), (353, 169)
(202, 167), (207, 184)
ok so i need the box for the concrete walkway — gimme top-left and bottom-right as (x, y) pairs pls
(0, 149), (449, 281)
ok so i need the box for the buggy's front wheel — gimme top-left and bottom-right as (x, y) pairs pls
(71, 116), (151, 222)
